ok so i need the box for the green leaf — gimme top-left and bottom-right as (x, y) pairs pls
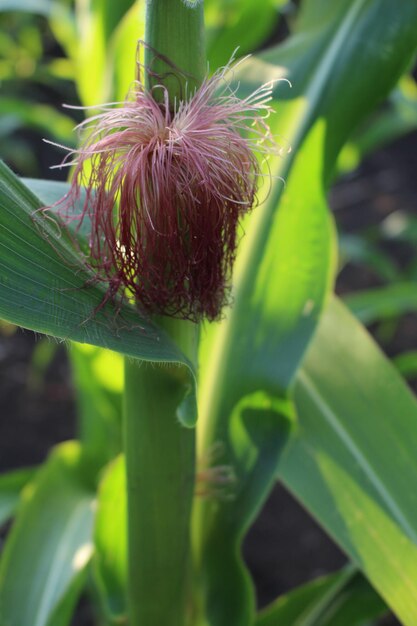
(74, 0), (142, 105)
(393, 350), (417, 379)
(280, 297), (417, 626)
(194, 121), (333, 626)
(69, 343), (123, 463)
(111, 0), (146, 102)
(195, 2), (417, 624)
(344, 282), (417, 325)
(205, 0), (286, 69)
(0, 164), (197, 426)
(0, 99), (75, 145)
(0, 442), (95, 626)
(338, 233), (399, 282)
(22, 178), (78, 214)
(255, 566), (386, 626)
(337, 75), (417, 175)
(93, 455), (127, 621)
(0, 467), (34, 526)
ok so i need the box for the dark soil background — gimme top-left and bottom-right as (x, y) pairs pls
(2, 132), (416, 624)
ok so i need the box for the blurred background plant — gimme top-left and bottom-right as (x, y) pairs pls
(1, 1), (417, 625)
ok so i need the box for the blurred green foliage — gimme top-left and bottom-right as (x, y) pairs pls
(0, 8), (77, 174)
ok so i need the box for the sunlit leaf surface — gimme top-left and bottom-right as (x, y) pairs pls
(0, 442), (94, 626)
(93, 455), (127, 620)
(256, 565), (385, 626)
(282, 298), (417, 625)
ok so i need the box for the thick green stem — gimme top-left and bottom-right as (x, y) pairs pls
(124, 319), (198, 626)
(124, 330), (196, 626)
(145, 0), (206, 99)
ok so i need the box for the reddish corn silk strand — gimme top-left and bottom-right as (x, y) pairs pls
(49, 56), (282, 322)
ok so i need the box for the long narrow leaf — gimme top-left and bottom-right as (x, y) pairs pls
(93, 455), (127, 621)
(0, 467), (34, 526)
(205, 0), (286, 69)
(345, 283), (417, 325)
(69, 343), (123, 463)
(74, 0), (141, 104)
(281, 297), (417, 625)
(0, 442), (94, 626)
(256, 566), (386, 626)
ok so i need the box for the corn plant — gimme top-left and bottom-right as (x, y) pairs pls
(1, 1), (417, 625)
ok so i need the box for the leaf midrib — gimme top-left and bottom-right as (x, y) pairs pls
(33, 497), (93, 626)
(296, 368), (417, 545)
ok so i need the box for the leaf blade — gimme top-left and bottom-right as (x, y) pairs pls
(93, 455), (127, 620)
(0, 442), (94, 626)
(0, 164), (197, 425)
(255, 566), (386, 626)
(345, 282), (417, 325)
(280, 297), (417, 625)
(0, 467), (34, 526)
